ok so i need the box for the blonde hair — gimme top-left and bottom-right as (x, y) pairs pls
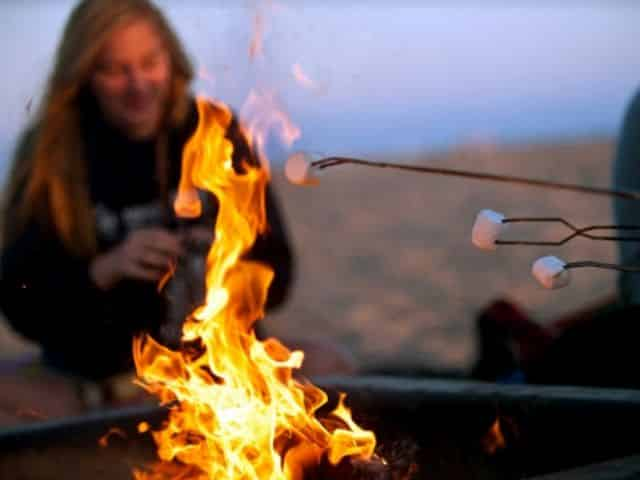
(2, 0), (194, 256)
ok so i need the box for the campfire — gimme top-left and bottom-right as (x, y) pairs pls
(131, 99), (377, 479)
(121, 102), (640, 479)
(4, 8), (640, 480)
(3, 93), (640, 480)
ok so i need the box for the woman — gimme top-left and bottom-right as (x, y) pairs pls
(0, 0), (293, 407)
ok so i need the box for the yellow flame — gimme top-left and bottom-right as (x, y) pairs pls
(133, 98), (375, 479)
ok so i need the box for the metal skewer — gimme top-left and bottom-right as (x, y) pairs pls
(496, 218), (640, 246)
(309, 156), (640, 278)
(312, 157), (640, 201)
(564, 261), (640, 274)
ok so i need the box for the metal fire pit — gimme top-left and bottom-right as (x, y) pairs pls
(1, 376), (640, 479)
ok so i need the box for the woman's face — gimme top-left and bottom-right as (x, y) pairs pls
(90, 19), (172, 140)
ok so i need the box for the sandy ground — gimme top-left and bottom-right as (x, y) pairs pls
(0, 138), (618, 372)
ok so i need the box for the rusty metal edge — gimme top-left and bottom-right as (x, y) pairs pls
(525, 454), (640, 480)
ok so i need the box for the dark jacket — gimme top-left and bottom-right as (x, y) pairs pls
(0, 97), (294, 380)
(613, 89), (640, 305)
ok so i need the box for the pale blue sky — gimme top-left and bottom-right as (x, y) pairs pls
(1, 2), (639, 172)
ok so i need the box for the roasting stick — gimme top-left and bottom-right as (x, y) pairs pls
(472, 210), (640, 289)
(471, 210), (640, 250)
(531, 256), (640, 290)
(498, 219), (640, 246)
(284, 152), (640, 201)
(285, 153), (640, 289)
(316, 157), (640, 200)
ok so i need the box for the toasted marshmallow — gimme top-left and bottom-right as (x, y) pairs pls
(285, 152), (320, 186)
(173, 187), (202, 219)
(472, 209), (507, 251)
(532, 256), (570, 289)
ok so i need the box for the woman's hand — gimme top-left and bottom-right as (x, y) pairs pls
(182, 225), (214, 250)
(89, 228), (183, 290)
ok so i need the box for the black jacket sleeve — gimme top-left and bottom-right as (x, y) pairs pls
(0, 217), (107, 347)
(0, 212), (162, 379)
(0, 125), (113, 347)
(613, 89), (640, 305)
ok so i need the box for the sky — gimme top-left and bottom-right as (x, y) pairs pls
(1, 2), (639, 173)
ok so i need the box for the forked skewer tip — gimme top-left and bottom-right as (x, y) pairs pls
(472, 209), (507, 251)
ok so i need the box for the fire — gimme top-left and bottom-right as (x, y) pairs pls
(133, 98), (376, 479)
(98, 427), (127, 448)
(482, 417), (506, 455)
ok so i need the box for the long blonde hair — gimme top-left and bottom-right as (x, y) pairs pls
(2, 0), (194, 257)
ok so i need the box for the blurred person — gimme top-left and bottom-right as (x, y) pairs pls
(472, 89), (640, 390)
(0, 0), (298, 416)
(613, 90), (640, 310)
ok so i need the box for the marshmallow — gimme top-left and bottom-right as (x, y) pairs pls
(472, 209), (507, 251)
(173, 187), (202, 219)
(532, 256), (571, 289)
(285, 152), (320, 186)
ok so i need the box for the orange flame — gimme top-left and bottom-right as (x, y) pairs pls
(133, 98), (375, 479)
(240, 89), (301, 174)
(482, 417), (506, 455)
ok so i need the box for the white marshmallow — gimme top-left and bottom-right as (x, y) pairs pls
(285, 152), (320, 186)
(472, 209), (507, 251)
(532, 256), (571, 289)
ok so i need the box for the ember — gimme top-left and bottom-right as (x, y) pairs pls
(481, 418), (506, 455)
(98, 427), (127, 448)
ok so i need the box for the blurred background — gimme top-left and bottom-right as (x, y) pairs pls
(1, 1), (639, 372)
